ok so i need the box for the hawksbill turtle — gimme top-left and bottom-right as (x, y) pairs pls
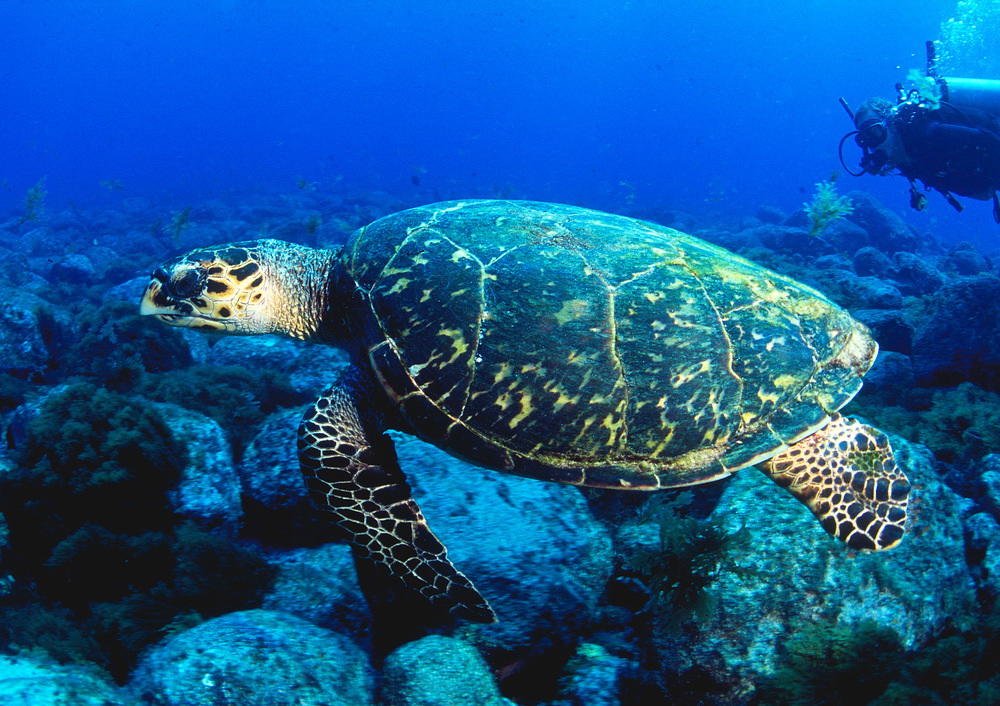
(139, 199), (910, 622)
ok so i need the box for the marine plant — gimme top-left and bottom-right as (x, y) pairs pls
(760, 618), (905, 705)
(40, 299), (192, 388)
(0, 381), (275, 679)
(626, 491), (752, 628)
(803, 180), (854, 238)
(139, 364), (308, 456)
(169, 206), (192, 247)
(760, 604), (1000, 704)
(17, 177), (48, 225)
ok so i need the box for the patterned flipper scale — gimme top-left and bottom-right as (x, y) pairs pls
(297, 375), (497, 623)
(760, 414), (910, 551)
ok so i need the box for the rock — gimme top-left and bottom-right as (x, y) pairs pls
(239, 407), (312, 517)
(381, 635), (507, 706)
(0, 289), (51, 377)
(155, 403), (242, 534)
(207, 336), (348, 398)
(949, 242), (990, 275)
(755, 205), (786, 224)
(846, 191), (924, 254)
(823, 217), (870, 254)
(757, 224), (832, 256)
(261, 543), (370, 637)
(127, 609), (374, 706)
(121, 197), (153, 215)
(238, 406), (350, 544)
(893, 251), (947, 295)
(812, 253), (851, 270)
(819, 270), (902, 309)
(853, 246), (895, 278)
(558, 642), (635, 706)
(49, 254), (96, 284)
(852, 309), (914, 354)
(0, 654), (135, 705)
(861, 351), (914, 397)
(395, 432), (614, 659)
(247, 412), (613, 664)
(637, 435), (975, 700)
(965, 512), (1000, 601)
(83, 245), (124, 280)
(911, 274), (1000, 387)
(981, 461), (1000, 519)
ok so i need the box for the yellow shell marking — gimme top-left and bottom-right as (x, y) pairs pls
(436, 327), (470, 365)
(554, 299), (591, 326)
(508, 391), (535, 428)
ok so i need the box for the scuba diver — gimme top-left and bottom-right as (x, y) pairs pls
(840, 41), (1000, 222)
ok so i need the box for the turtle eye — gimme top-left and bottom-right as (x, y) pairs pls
(167, 267), (207, 299)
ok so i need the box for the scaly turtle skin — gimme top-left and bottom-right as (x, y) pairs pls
(139, 199), (910, 622)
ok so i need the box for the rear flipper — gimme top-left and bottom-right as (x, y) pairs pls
(759, 415), (910, 551)
(298, 377), (496, 623)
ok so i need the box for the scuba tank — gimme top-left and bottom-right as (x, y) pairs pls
(927, 41), (1000, 114)
(936, 77), (1000, 114)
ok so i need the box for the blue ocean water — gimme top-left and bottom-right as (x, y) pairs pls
(5, 0), (995, 242)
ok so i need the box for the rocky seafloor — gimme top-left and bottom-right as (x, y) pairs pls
(1, 188), (999, 704)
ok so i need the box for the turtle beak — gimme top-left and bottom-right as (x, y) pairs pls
(139, 276), (195, 323)
(138, 281), (166, 316)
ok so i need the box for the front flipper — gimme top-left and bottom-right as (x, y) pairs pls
(759, 415), (910, 551)
(298, 376), (496, 623)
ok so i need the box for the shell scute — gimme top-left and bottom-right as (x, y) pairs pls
(345, 200), (876, 487)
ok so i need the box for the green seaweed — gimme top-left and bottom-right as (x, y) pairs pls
(17, 177), (48, 225)
(759, 605), (1000, 705)
(760, 618), (905, 705)
(0, 381), (275, 679)
(627, 491), (752, 629)
(139, 364), (308, 455)
(803, 180), (854, 238)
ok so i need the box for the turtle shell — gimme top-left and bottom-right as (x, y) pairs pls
(339, 200), (875, 489)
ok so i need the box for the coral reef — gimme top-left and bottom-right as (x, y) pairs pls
(1, 186), (999, 702)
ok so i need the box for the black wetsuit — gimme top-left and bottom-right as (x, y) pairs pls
(892, 103), (1000, 201)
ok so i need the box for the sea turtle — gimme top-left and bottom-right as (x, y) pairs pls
(139, 199), (910, 622)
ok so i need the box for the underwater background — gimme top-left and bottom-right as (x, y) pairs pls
(3, 0), (1000, 704)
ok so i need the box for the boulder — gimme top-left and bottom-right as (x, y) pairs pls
(845, 191), (924, 254)
(381, 635), (507, 706)
(948, 242), (990, 275)
(911, 274), (1000, 387)
(127, 609), (374, 706)
(628, 435), (975, 700)
(0, 289), (51, 378)
(49, 254), (96, 285)
(396, 431), (614, 660)
(156, 403), (242, 534)
(853, 246), (895, 278)
(852, 309), (914, 354)
(893, 251), (947, 295)
(261, 543), (370, 638)
(818, 270), (902, 309)
(0, 654), (134, 706)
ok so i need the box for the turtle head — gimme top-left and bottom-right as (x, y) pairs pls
(140, 239), (336, 340)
